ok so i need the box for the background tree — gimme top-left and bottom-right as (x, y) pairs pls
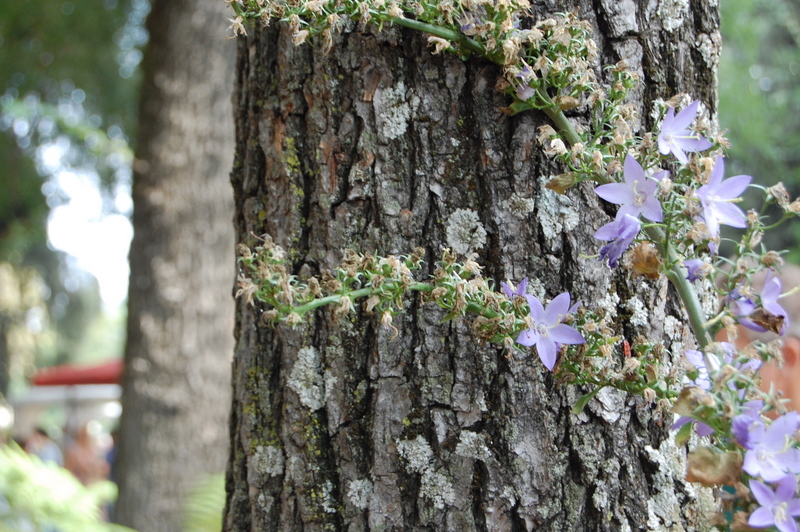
(225, 1), (720, 530)
(113, 0), (236, 529)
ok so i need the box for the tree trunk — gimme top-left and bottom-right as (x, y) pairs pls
(226, 2), (720, 530)
(114, 0), (236, 529)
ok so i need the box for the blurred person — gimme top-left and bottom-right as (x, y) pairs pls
(24, 426), (63, 466)
(64, 423), (109, 486)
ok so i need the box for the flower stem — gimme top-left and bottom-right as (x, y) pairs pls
(647, 225), (711, 349)
(391, 18), (486, 56)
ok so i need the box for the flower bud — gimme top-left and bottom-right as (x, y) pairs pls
(762, 250), (784, 268)
(768, 182), (791, 207)
(642, 388), (656, 403)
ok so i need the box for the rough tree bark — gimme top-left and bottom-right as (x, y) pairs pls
(226, 1), (721, 530)
(114, 0), (236, 529)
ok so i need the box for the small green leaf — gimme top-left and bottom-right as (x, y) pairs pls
(441, 310), (460, 322)
(571, 386), (604, 415)
(674, 420), (693, 447)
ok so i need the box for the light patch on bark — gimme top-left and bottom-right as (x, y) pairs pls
(644, 437), (714, 530)
(319, 480), (338, 514)
(373, 82), (411, 140)
(663, 316), (683, 342)
(657, 0), (689, 32)
(455, 430), (493, 461)
(397, 435), (455, 509)
(445, 208), (487, 255)
(504, 193), (536, 219)
(287, 346), (325, 410)
(347, 479), (373, 509)
(624, 295), (649, 328)
(697, 277), (717, 316)
(536, 177), (579, 241)
(590, 387), (626, 424)
(251, 445), (285, 477)
(696, 32), (722, 68)
(597, 290), (621, 319)
(420, 470), (456, 509)
(397, 434), (433, 472)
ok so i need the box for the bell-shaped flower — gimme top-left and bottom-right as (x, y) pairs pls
(516, 292), (585, 371)
(501, 277), (528, 300)
(657, 100), (713, 164)
(743, 411), (800, 482)
(695, 156), (751, 238)
(758, 272), (790, 336)
(594, 155), (667, 222)
(749, 475), (800, 532)
(594, 213), (641, 269)
(732, 400), (765, 450)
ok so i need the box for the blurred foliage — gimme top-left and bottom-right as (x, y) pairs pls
(0, 443), (131, 532)
(720, 0), (800, 261)
(182, 474), (225, 532)
(0, 0), (145, 389)
(0, 0), (145, 134)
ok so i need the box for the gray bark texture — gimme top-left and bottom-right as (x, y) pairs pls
(226, 1), (721, 530)
(114, 0), (236, 529)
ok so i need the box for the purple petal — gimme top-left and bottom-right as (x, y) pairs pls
(675, 136), (712, 153)
(517, 85), (535, 101)
(525, 294), (545, 322)
(549, 323), (586, 345)
(761, 275), (783, 303)
(713, 202), (747, 228)
(516, 328), (538, 347)
(657, 135), (671, 156)
(776, 513), (799, 532)
(537, 338), (558, 370)
(670, 145), (688, 165)
(501, 281), (513, 299)
(775, 474), (799, 500)
(594, 219), (621, 240)
(695, 422), (715, 437)
(517, 277), (528, 296)
(671, 100), (700, 131)
(640, 196), (664, 223)
(672, 416), (692, 431)
(543, 292), (571, 325)
(708, 156), (725, 187)
(715, 174), (752, 200)
(623, 154), (645, 185)
(748, 506), (776, 529)
(595, 183), (632, 205)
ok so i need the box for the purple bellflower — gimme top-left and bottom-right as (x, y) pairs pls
(594, 213), (641, 268)
(684, 258), (710, 283)
(758, 272), (790, 336)
(594, 155), (667, 222)
(673, 344), (762, 437)
(501, 277), (528, 300)
(732, 400), (765, 450)
(657, 100), (713, 164)
(743, 411), (800, 482)
(727, 273), (789, 335)
(516, 292), (585, 371)
(748, 475), (800, 532)
(695, 156), (752, 238)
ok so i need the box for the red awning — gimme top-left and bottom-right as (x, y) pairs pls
(30, 359), (123, 386)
